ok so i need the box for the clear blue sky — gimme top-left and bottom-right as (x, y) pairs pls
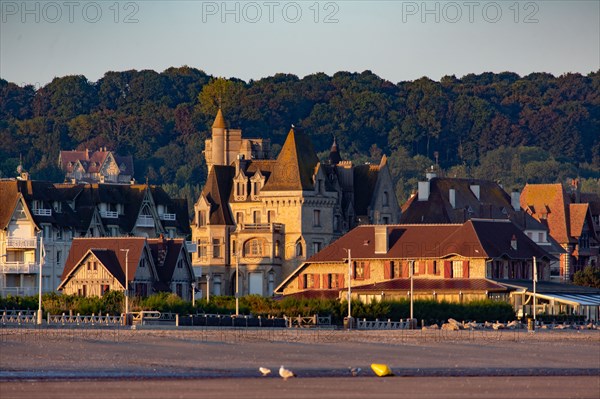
(1, 1), (599, 87)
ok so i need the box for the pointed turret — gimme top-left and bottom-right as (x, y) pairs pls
(262, 127), (319, 191)
(212, 108), (227, 129)
(210, 108), (227, 167)
(329, 137), (342, 165)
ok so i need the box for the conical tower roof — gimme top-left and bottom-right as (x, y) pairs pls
(212, 108), (227, 129)
(262, 127), (319, 191)
(329, 137), (342, 165)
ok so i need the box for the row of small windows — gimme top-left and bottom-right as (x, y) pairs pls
(196, 238), (284, 259)
(198, 208), (336, 228)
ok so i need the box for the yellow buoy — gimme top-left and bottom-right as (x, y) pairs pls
(371, 363), (394, 377)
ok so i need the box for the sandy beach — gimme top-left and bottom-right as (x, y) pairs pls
(1, 327), (599, 398)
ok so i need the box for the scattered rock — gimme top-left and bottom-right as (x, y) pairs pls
(442, 323), (459, 331)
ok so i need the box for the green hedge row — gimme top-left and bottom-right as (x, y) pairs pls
(1, 293), (515, 323)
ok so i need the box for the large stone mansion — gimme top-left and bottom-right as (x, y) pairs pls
(191, 109), (401, 297)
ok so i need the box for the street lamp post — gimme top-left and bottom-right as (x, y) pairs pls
(235, 250), (240, 317)
(206, 274), (210, 303)
(409, 260), (414, 323)
(120, 249), (129, 325)
(37, 233), (44, 325)
(347, 248), (352, 320)
(191, 282), (196, 307)
(343, 248), (352, 328)
(533, 256), (537, 324)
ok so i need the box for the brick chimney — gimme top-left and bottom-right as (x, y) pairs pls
(374, 225), (388, 254)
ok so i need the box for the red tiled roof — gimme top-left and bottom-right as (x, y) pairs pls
(306, 220), (552, 263)
(351, 278), (507, 293)
(521, 184), (572, 244)
(60, 237), (147, 286)
(569, 203), (589, 238)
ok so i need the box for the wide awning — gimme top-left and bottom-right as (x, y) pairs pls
(496, 279), (600, 307)
(526, 292), (600, 307)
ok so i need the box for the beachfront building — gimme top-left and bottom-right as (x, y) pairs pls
(191, 109), (401, 297)
(274, 219), (554, 303)
(58, 236), (194, 300)
(0, 178), (190, 296)
(400, 172), (565, 276)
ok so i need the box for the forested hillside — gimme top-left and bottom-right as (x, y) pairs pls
(1, 67), (599, 205)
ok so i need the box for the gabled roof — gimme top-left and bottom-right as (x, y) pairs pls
(60, 237), (148, 288)
(305, 220), (552, 263)
(401, 177), (517, 224)
(261, 128), (319, 191)
(465, 219), (553, 259)
(0, 180), (86, 230)
(569, 203), (590, 238)
(148, 237), (191, 287)
(276, 220), (554, 294)
(0, 181), (22, 229)
(201, 165), (235, 225)
(59, 149), (134, 176)
(521, 184), (573, 244)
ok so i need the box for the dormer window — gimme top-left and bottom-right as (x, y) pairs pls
(234, 173), (248, 201)
(197, 210), (206, 227)
(250, 171), (265, 200)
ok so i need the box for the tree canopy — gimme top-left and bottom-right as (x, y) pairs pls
(1, 67), (599, 203)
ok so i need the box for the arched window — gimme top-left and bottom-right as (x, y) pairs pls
(296, 241), (303, 257)
(244, 238), (264, 257)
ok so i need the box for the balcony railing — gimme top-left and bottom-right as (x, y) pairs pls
(6, 237), (37, 248)
(242, 223), (284, 232)
(100, 210), (119, 219)
(1, 261), (40, 274)
(32, 208), (52, 216)
(136, 215), (155, 227)
(160, 213), (176, 221)
(0, 287), (38, 297)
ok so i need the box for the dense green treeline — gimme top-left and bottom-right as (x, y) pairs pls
(1, 68), (599, 203)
